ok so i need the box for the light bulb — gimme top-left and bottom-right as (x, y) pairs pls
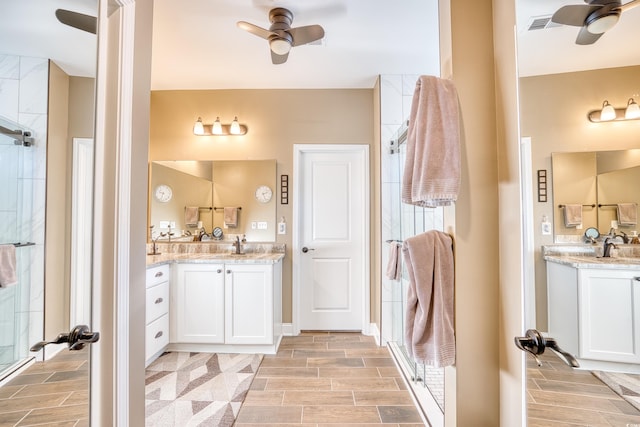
(586, 14), (619, 34)
(600, 100), (616, 121)
(270, 38), (291, 56)
(230, 117), (241, 135)
(212, 117), (223, 135)
(625, 98), (640, 120)
(193, 117), (204, 135)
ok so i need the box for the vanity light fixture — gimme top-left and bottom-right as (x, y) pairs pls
(192, 116), (248, 136)
(588, 99), (640, 123)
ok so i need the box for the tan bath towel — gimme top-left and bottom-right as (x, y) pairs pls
(403, 230), (455, 367)
(0, 244), (18, 288)
(385, 242), (401, 281)
(563, 204), (583, 227)
(224, 207), (238, 228)
(184, 206), (199, 227)
(617, 203), (637, 226)
(402, 75), (461, 207)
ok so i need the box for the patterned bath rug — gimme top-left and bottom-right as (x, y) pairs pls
(592, 370), (640, 412)
(145, 352), (263, 427)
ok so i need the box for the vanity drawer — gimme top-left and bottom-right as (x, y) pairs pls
(146, 281), (169, 324)
(146, 264), (170, 287)
(146, 313), (169, 361)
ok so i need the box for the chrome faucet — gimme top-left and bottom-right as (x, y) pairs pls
(603, 237), (618, 257)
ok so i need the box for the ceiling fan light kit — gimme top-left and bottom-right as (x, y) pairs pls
(588, 98), (640, 122)
(237, 7), (325, 64)
(192, 117), (247, 136)
(551, 0), (639, 45)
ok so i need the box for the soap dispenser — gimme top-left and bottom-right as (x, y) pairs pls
(631, 231), (640, 245)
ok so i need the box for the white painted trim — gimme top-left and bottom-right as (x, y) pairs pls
(520, 136), (536, 329)
(282, 323), (294, 336)
(367, 323), (381, 346)
(70, 138), (94, 327)
(292, 144), (370, 336)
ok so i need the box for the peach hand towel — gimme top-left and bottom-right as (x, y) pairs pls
(184, 206), (199, 227)
(0, 244), (18, 288)
(402, 75), (461, 207)
(563, 204), (583, 227)
(617, 203), (637, 226)
(224, 207), (238, 228)
(402, 230), (455, 367)
(385, 242), (401, 281)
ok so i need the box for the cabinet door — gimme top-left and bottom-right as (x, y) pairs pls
(173, 263), (225, 344)
(579, 268), (640, 363)
(225, 264), (273, 344)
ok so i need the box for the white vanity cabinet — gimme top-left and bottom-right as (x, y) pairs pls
(171, 263), (225, 344)
(170, 260), (283, 353)
(547, 260), (640, 369)
(145, 264), (170, 367)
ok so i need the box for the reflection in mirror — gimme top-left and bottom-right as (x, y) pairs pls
(149, 160), (277, 242)
(552, 150), (640, 238)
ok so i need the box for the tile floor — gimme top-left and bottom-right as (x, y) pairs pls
(527, 351), (640, 426)
(236, 332), (425, 426)
(0, 348), (89, 427)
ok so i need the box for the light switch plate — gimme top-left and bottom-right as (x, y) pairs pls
(258, 222), (268, 230)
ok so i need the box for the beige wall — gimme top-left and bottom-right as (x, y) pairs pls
(149, 89), (375, 323)
(520, 65), (640, 331)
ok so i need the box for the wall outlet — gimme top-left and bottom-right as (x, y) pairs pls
(278, 221), (286, 235)
(251, 221), (257, 229)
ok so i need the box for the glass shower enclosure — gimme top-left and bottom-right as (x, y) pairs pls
(0, 115), (42, 381)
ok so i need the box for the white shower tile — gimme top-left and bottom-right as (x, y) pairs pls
(0, 212), (18, 243)
(402, 75), (419, 96)
(28, 245), (45, 314)
(0, 145), (19, 211)
(0, 286), (16, 348)
(402, 95), (414, 123)
(19, 57), (48, 115)
(17, 177), (34, 241)
(0, 78), (19, 123)
(380, 75), (403, 125)
(30, 179), (46, 245)
(18, 113), (47, 179)
(0, 55), (20, 79)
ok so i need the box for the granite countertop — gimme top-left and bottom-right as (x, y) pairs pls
(147, 252), (285, 267)
(544, 254), (640, 270)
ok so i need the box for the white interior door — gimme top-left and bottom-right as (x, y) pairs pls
(293, 144), (369, 332)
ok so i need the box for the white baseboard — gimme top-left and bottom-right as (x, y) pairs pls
(282, 323), (294, 336)
(366, 323), (381, 346)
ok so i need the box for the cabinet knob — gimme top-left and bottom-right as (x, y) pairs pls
(217, 269), (222, 273)
(154, 331), (163, 339)
(226, 269), (231, 274)
(155, 271), (163, 278)
(154, 297), (163, 304)
(634, 277), (640, 281)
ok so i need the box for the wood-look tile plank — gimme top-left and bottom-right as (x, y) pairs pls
(21, 360), (86, 375)
(312, 335), (365, 343)
(257, 367), (319, 378)
(363, 357), (396, 367)
(602, 412), (640, 426)
(13, 379), (88, 398)
(291, 350), (345, 359)
(265, 379), (332, 391)
(279, 343), (329, 351)
(235, 405), (303, 424)
(236, 424), (317, 427)
(529, 389), (630, 413)
(528, 402), (611, 426)
(45, 370), (89, 383)
(318, 368), (381, 378)
(307, 358), (364, 368)
(539, 369), (605, 385)
(302, 405), (381, 423)
(0, 384), (24, 399)
(15, 403), (88, 426)
(0, 409), (28, 426)
(533, 378), (619, 399)
(354, 390), (415, 406)
(377, 367), (402, 378)
(61, 389), (89, 406)
(327, 342), (378, 350)
(331, 378), (400, 391)
(6, 372), (53, 386)
(260, 358), (308, 368)
(242, 390), (285, 406)
(378, 405), (423, 423)
(0, 392), (69, 413)
(282, 391), (354, 406)
(344, 348), (391, 358)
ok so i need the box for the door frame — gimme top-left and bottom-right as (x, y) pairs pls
(292, 144), (370, 336)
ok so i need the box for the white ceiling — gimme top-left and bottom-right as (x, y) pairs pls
(1, 0), (639, 89)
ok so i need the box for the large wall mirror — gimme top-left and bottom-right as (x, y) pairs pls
(552, 149), (640, 237)
(149, 160), (277, 242)
(517, 0), (640, 423)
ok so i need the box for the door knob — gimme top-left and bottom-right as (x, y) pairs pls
(514, 329), (579, 368)
(30, 324), (100, 352)
(302, 247), (315, 253)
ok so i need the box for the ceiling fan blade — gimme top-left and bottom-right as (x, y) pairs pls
(55, 9), (97, 34)
(289, 25), (325, 46)
(552, 4), (601, 26)
(271, 50), (289, 65)
(237, 21), (273, 40)
(619, 0), (640, 12)
(575, 26), (604, 44)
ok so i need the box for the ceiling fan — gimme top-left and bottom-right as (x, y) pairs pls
(237, 7), (325, 64)
(551, 0), (640, 45)
(55, 9), (97, 34)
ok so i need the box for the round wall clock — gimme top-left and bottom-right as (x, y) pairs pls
(255, 185), (273, 203)
(154, 184), (173, 203)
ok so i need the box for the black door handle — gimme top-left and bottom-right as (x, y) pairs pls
(30, 324), (100, 352)
(302, 247), (315, 253)
(514, 329), (579, 368)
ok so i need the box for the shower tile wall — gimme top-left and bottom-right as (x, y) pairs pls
(379, 74), (444, 345)
(0, 54), (48, 368)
